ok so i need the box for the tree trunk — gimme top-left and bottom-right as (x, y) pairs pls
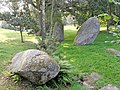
(49, 0), (54, 37)
(19, 26), (24, 43)
(41, 0), (46, 40)
(36, 0), (42, 36)
(36, 11), (42, 36)
(107, 20), (109, 31)
(40, 0), (46, 49)
(107, 2), (112, 31)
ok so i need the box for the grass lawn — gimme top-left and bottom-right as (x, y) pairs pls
(0, 27), (120, 90)
(57, 26), (120, 89)
(0, 28), (37, 89)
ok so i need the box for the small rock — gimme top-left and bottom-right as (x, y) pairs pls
(90, 72), (101, 81)
(82, 72), (101, 90)
(83, 81), (94, 90)
(111, 41), (116, 44)
(99, 84), (119, 90)
(113, 33), (118, 36)
(105, 41), (109, 43)
(106, 48), (120, 57)
(108, 31), (113, 34)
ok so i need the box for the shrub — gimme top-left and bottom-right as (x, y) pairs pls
(37, 36), (60, 54)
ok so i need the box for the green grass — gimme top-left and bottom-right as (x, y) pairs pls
(57, 28), (120, 89)
(0, 27), (120, 89)
(69, 82), (88, 90)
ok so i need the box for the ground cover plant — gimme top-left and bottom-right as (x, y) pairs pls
(0, 27), (120, 90)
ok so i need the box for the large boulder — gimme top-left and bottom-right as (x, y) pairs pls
(9, 49), (60, 85)
(74, 17), (100, 45)
(53, 22), (64, 42)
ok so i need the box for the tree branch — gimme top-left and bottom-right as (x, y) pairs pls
(26, 0), (38, 10)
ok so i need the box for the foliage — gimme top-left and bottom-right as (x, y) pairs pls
(0, 0), (39, 42)
(98, 13), (111, 20)
(69, 82), (88, 90)
(98, 13), (120, 31)
(108, 25), (120, 39)
(10, 4), (38, 32)
(11, 74), (22, 83)
(0, 12), (12, 22)
(61, 0), (109, 25)
(43, 60), (73, 89)
(115, 25), (120, 35)
(98, 6), (120, 39)
(55, 60), (73, 84)
(37, 36), (60, 54)
(60, 0), (120, 26)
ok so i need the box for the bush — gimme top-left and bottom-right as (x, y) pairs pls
(0, 21), (9, 29)
(37, 36), (60, 54)
(44, 60), (73, 89)
(108, 25), (120, 38)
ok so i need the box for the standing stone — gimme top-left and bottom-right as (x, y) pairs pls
(9, 49), (60, 85)
(53, 22), (64, 42)
(74, 17), (100, 45)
